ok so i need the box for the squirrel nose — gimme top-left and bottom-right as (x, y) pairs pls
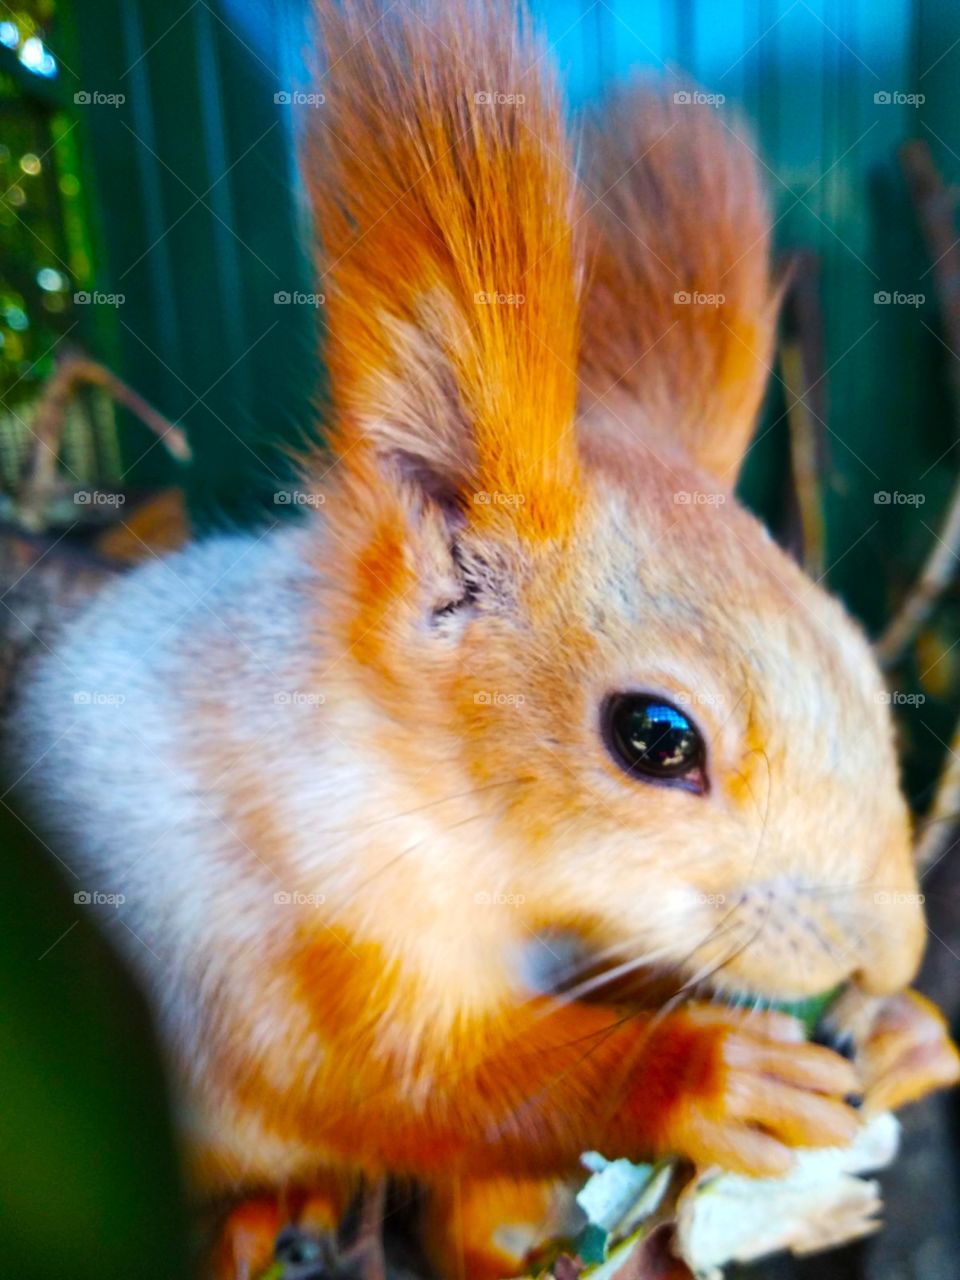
(854, 885), (926, 995)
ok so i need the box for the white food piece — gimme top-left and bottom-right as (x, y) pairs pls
(577, 1155), (663, 1235)
(675, 1112), (900, 1277)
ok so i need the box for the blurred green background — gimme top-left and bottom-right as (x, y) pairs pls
(2, 1), (960, 1277)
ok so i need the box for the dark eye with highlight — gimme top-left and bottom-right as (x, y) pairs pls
(602, 693), (707, 792)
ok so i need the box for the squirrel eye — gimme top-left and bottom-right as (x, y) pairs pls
(602, 693), (707, 792)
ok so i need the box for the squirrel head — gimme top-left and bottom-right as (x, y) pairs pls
(307, 0), (924, 1006)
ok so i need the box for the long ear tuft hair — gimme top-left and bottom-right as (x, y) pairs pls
(308, 0), (583, 537)
(578, 88), (780, 485)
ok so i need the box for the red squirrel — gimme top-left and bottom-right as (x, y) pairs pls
(8, 1), (959, 1277)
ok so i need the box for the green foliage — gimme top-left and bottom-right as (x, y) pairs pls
(0, 804), (192, 1280)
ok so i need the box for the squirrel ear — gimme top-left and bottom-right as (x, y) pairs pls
(309, 0), (583, 541)
(577, 86), (780, 486)
(347, 299), (478, 524)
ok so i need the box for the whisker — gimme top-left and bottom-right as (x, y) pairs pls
(647, 907), (771, 1029)
(537, 899), (753, 1015)
(542, 944), (680, 1007)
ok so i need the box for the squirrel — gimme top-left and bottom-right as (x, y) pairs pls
(7, 1), (960, 1277)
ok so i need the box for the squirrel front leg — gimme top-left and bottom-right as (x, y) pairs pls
(462, 999), (861, 1178)
(341, 998), (861, 1180)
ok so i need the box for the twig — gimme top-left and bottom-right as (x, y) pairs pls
(875, 482), (960, 666)
(16, 352), (190, 530)
(915, 711), (960, 871)
(876, 141), (960, 667)
(345, 1176), (387, 1280)
(900, 140), (960, 399)
(781, 252), (828, 577)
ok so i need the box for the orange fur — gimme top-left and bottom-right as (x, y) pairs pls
(308, 0), (582, 538)
(578, 90), (779, 483)
(422, 1176), (577, 1280)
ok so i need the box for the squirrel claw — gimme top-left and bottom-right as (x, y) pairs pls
(830, 988), (960, 1115)
(637, 1004), (862, 1178)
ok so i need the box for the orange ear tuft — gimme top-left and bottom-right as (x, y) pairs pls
(307, 0), (583, 538)
(578, 87), (779, 485)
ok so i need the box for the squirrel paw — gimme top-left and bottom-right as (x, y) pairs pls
(210, 1187), (351, 1280)
(210, 1196), (284, 1280)
(828, 987), (960, 1114)
(635, 1003), (862, 1178)
(421, 1176), (579, 1280)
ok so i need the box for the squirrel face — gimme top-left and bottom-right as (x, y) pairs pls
(325, 440), (923, 1010)
(453, 457), (922, 1004)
